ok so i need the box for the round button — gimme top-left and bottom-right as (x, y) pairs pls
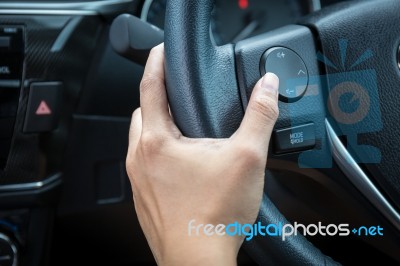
(0, 233), (18, 266)
(260, 47), (309, 102)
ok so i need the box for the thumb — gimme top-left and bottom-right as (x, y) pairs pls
(234, 72), (279, 153)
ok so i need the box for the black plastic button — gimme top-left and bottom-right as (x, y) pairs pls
(0, 36), (11, 49)
(0, 117), (15, 139)
(273, 123), (315, 154)
(24, 82), (62, 133)
(0, 26), (24, 53)
(261, 47), (308, 102)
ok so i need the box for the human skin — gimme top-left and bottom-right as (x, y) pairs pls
(126, 43), (279, 265)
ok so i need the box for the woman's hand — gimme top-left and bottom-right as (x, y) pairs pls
(126, 43), (279, 265)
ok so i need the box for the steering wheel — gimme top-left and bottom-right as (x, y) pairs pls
(161, 0), (400, 264)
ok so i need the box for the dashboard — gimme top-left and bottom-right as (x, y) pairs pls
(141, 0), (316, 45)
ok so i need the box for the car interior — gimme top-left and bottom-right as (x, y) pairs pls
(0, 0), (399, 265)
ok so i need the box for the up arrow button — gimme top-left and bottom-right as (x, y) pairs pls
(298, 69), (306, 75)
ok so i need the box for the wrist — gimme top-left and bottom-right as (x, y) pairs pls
(159, 235), (241, 266)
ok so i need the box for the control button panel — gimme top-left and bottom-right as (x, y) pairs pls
(261, 47), (308, 102)
(0, 26), (24, 169)
(24, 82), (62, 133)
(273, 123), (315, 154)
(0, 26), (24, 80)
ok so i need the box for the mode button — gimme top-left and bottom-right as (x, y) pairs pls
(273, 123), (316, 154)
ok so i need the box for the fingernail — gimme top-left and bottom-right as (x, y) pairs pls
(261, 73), (279, 95)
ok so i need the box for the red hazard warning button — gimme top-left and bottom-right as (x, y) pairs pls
(24, 82), (62, 133)
(35, 100), (52, 115)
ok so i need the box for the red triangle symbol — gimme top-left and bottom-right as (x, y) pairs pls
(35, 100), (52, 115)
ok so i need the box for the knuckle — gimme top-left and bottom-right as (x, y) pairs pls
(250, 96), (279, 121)
(139, 131), (165, 155)
(235, 143), (264, 166)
